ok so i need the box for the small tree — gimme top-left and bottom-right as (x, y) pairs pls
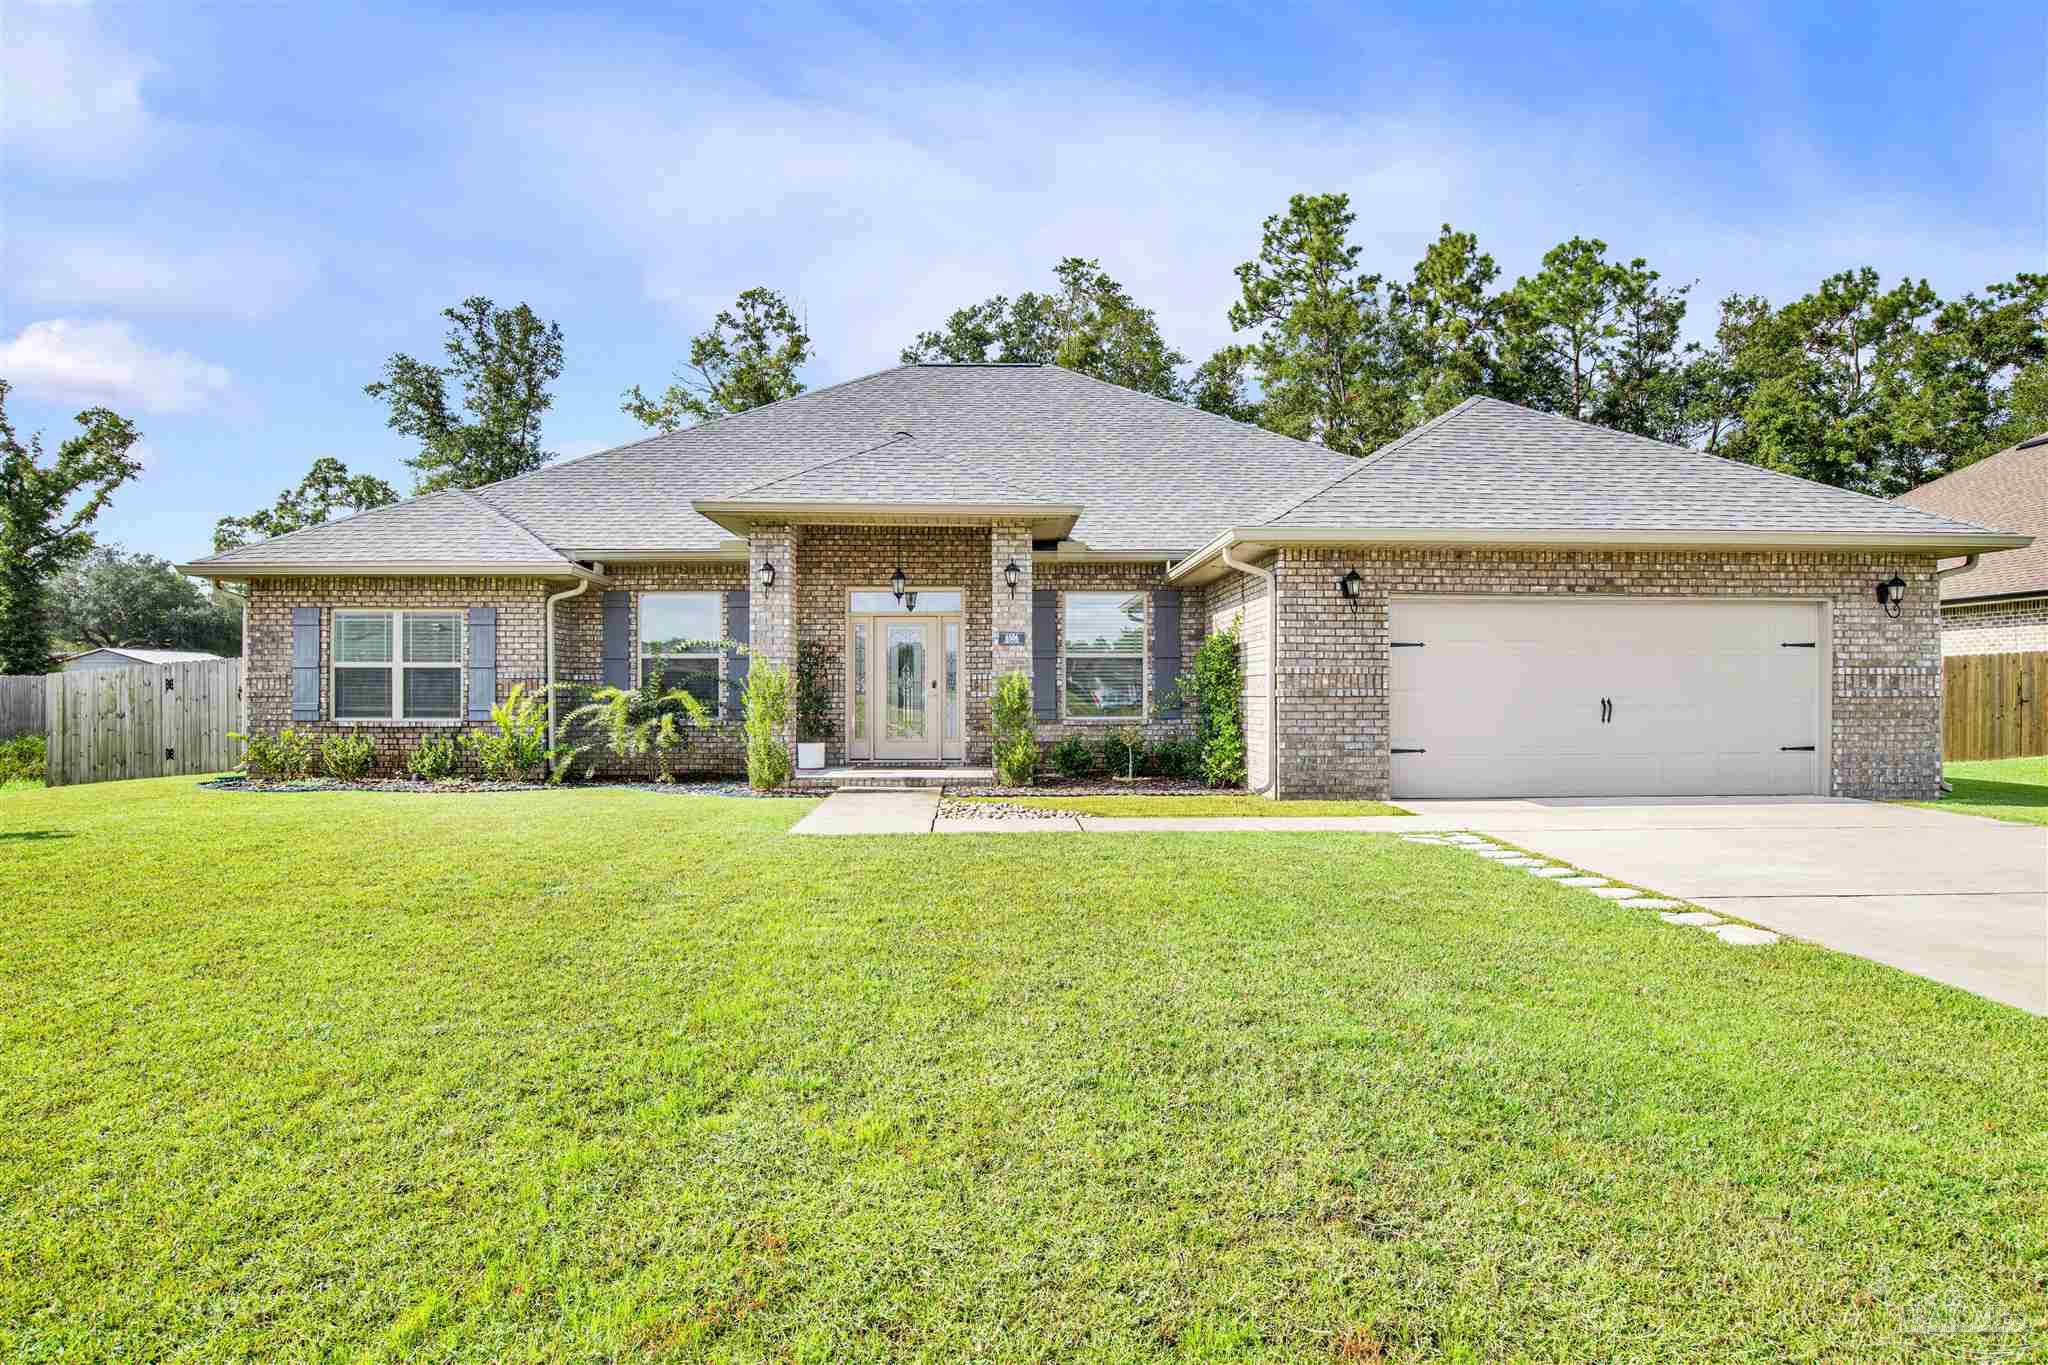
(1162, 618), (1247, 789)
(0, 381), (143, 673)
(743, 661), (794, 790)
(793, 640), (833, 742)
(990, 671), (1038, 786)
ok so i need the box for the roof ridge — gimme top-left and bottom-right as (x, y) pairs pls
(1040, 361), (1357, 455)
(454, 488), (573, 560)
(715, 429), (918, 497)
(1250, 396), (1485, 525)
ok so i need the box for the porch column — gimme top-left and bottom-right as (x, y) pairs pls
(991, 522), (1033, 688)
(749, 523), (799, 673)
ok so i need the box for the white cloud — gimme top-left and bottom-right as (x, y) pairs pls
(0, 319), (233, 414)
(1, 1), (167, 174)
(13, 238), (310, 321)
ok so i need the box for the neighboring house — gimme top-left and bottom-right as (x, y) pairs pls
(62, 647), (226, 673)
(175, 364), (2027, 800)
(1896, 432), (2048, 656)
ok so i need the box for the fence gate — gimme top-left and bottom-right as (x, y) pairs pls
(1943, 650), (2048, 762)
(44, 660), (244, 787)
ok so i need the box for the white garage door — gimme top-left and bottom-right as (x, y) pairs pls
(1388, 598), (1824, 799)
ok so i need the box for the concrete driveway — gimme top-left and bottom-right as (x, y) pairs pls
(1401, 796), (2047, 1014)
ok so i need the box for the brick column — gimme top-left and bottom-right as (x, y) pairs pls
(990, 522), (1033, 683)
(749, 523), (799, 671)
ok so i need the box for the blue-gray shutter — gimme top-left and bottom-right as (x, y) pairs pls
(466, 606), (496, 720)
(1031, 589), (1058, 720)
(723, 589), (750, 719)
(601, 591), (630, 689)
(1151, 590), (1182, 719)
(290, 607), (320, 721)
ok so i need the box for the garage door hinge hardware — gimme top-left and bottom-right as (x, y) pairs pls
(1782, 641), (1817, 648)
(1391, 747), (1426, 754)
(1391, 641), (1425, 648)
(1780, 745), (1816, 752)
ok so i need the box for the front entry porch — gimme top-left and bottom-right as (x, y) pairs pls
(800, 764), (995, 789)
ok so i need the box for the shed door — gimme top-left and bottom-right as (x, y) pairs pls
(1388, 598), (1824, 799)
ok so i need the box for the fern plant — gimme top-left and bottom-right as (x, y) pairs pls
(466, 683), (552, 782)
(562, 682), (708, 778)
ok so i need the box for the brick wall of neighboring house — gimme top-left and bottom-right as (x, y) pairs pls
(242, 575), (553, 775)
(1255, 547), (1945, 801)
(1033, 559), (1200, 755)
(1939, 597), (2048, 656)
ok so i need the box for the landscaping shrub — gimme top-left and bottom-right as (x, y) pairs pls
(1048, 736), (1094, 779)
(564, 674), (708, 779)
(1152, 736), (1201, 780)
(1164, 619), (1248, 789)
(1102, 725), (1146, 779)
(405, 733), (463, 782)
(318, 733), (375, 782)
(0, 734), (46, 784)
(743, 661), (793, 791)
(990, 672), (1038, 785)
(793, 641), (833, 744)
(232, 728), (316, 781)
(466, 683), (551, 782)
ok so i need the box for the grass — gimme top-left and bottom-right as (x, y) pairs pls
(3, 778), (2044, 1360)
(1904, 755), (2048, 826)
(959, 793), (1411, 817)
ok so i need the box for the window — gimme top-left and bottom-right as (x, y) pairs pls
(848, 590), (963, 614)
(640, 592), (722, 713)
(333, 610), (463, 720)
(1063, 592), (1144, 719)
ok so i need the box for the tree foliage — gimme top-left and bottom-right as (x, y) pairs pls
(0, 381), (143, 673)
(366, 297), (565, 492)
(903, 258), (1187, 399)
(625, 287), (812, 431)
(213, 456), (398, 553)
(50, 546), (241, 655)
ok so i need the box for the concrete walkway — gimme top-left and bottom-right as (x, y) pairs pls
(789, 789), (940, 835)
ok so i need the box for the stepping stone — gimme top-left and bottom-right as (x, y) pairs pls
(1659, 911), (1724, 926)
(1619, 898), (1681, 909)
(1445, 835), (1490, 844)
(1588, 886), (1640, 899)
(1471, 849), (1522, 859)
(1558, 876), (1609, 887)
(1527, 867), (1576, 878)
(1399, 834), (1448, 843)
(1496, 857), (1546, 866)
(1710, 925), (1781, 946)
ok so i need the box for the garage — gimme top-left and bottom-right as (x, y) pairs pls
(1388, 598), (1826, 799)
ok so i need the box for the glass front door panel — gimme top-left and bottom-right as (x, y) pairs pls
(885, 624), (928, 741)
(852, 629), (867, 741)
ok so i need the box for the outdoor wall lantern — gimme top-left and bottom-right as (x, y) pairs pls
(1003, 560), (1021, 598)
(756, 560), (775, 589)
(891, 526), (908, 604)
(1337, 568), (1364, 609)
(1875, 575), (1906, 619)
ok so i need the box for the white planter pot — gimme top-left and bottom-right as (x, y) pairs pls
(797, 742), (826, 771)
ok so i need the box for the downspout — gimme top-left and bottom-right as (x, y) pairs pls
(1931, 555), (1979, 794)
(545, 565), (602, 759)
(1220, 542), (1279, 797)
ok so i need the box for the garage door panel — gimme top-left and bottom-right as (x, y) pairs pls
(1388, 598), (1823, 799)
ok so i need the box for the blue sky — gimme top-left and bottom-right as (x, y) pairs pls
(4, 1), (2043, 564)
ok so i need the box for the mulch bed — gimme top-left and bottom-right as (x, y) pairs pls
(199, 776), (805, 798)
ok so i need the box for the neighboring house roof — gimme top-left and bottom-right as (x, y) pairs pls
(175, 366), (2029, 581)
(1896, 432), (2048, 603)
(64, 648), (224, 665)
(1170, 399), (2030, 583)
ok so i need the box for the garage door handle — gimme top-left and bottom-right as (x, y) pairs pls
(1780, 745), (1816, 752)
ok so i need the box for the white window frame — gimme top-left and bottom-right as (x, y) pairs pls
(1060, 590), (1147, 723)
(331, 609), (465, 723)
(638, 591), (724, 714)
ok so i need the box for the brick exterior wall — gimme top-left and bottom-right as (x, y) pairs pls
(1255, 546), (1944, 801)
(1198, 569), (1270, 791)
(1940, 597), (2048, 656)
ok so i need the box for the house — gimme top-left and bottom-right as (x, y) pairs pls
(62, 647), (226, 672)
(1896, 431), (2048, 656)
(175, 364), (2028, 800)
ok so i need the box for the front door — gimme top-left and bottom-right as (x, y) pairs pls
(874, 619), (941, 761)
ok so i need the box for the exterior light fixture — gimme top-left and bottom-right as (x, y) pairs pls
(891, 526), (908, 605)
(1338, 568), (1363, 608)
(1003, 560), (1021, 597)
(1875, 575), (1906, 619)
(756, 560), (775, 589)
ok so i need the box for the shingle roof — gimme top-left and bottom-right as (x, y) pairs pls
(1262, 397), (2018, 540)
(184, 488), (584, 573)
(1896, 432), (2048, 601)
(67, 647), (224, 665)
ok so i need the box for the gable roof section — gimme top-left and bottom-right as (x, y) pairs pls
(180, 488), (596, 578)
(1897, 432), (2048, 601)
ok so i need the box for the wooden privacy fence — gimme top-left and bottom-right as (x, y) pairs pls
(1944, 650), (2048, 762)
(44, 660), (244, 787)
(0, 675), (44, 739)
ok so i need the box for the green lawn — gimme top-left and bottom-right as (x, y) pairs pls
(3, 779), (2043, 1360)
(959, 793), (1411, 817)
(1904, 755), (2048, 826)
